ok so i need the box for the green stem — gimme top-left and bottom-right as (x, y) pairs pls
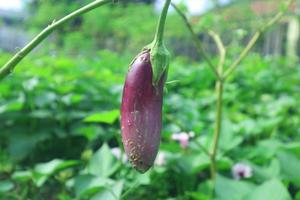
(207, 31), (226, 190)
(171, 3), (221, 80)
(210, 80), (223, 182)
(223, 0), (294, 80)
(153, 0), (172, 44)
(0, 0), (113, 81)
(210, 36), (225, 185)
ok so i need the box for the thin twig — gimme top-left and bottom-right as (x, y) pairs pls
(171, 3), (221, 80)
(0, 0), (114, 81)
(223, 0), (294, 79)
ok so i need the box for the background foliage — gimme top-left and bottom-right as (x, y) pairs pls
(0, 0), (299, 199)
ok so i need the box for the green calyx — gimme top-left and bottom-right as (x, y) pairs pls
(148, 0), (171, 86)
(147, 41), (170, 86)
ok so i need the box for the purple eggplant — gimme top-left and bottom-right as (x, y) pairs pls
(121, 49), (166, 173)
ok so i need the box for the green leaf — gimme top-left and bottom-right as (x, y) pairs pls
(33, 159), (80, 187)
(295, 191), (300, 200)
(12, 171), (33, 182)
(87, 143), (119, 177)
(281, 142), (300, 157)
(83, 110), (120, 124)
(251, 159), (280, 181)
(277, 151), (300, 185)
(34, 159), (80, 175)
(216, 175), (255, 200)
(0, 93), (24, 113)
(219, 120), (243, 152)
(74, 174), (114, 198)
(91, 180), (124, 200)
(245, 179), (291, 200)
(8, 131), (49, 160)
(73, 125), (104, 141)
(0, 181), (14, 193)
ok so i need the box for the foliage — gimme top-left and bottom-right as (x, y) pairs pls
(0, 0), (299, 199)
(0, 50), (299, 199)
(26, 2), (188, 56)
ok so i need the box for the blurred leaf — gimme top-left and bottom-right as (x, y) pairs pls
(74, 174), (114, 198)
(247, 139), (282, 161)
(186, 192), (211, 200)
(277, 151), (300, 185)
(29, 109), (52, 118)
(33, 159), (80, 186)
(91, 180), (124, 200)
(251, 159), (280, 181)
(216, 175), (255, 200)
(34, 91), (57, 107)
(219, 120), (243, 152)
(135, 172), (151, 185)
(8, 131), (49, 160)
(87, 143), (119, 177)
(34, 159), (80, 175)
(295, 192), (300, 200)
(83, 110), (120, 124)
(12, 171), (33, 182)
(281, 142), (300, 157)
(0, 93), (24, 113)
(245, 179), (291, 200)
(74, 125), (104, 141)
(0, 181), (14, 193)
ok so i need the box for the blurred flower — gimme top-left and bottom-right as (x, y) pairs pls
(171, 131), (195, 148)
(111, 147), (127, 163)
(155, 152), (166, 166)
(232, 163), (252, 180)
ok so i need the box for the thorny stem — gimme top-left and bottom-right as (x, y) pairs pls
(0, 0), (114, 81)
(153, 0), (172, 45)
(171, 3), (221, 80)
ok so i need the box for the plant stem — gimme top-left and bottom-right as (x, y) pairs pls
(171, 3), (221, 80)
(153, 0), (172, 45)
(210, 80), (223, 181)
(209, 31), (226, 183)
(0, 0), (114, 81)
(223, 0), (294, 79)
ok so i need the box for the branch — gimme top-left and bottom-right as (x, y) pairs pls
(207, 30), (226, 182)
(171, 3), (221, 80)
(208, 30), (226, 74)
(0, 0), (114, 81)
(223, 0), (294, 79)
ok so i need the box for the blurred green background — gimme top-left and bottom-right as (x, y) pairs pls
(0, 0), (300, 199)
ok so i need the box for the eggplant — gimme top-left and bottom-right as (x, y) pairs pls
(121, 0), (171, 173)
(121, 49), (165, 173)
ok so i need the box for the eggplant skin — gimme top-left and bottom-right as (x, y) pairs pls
(121, 49), (165, 173)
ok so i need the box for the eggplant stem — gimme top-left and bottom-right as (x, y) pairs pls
(153, 0), (172, 45)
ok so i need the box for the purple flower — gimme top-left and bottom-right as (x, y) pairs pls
(232, 163), (253, 180)
(171, 131), (195, 148)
